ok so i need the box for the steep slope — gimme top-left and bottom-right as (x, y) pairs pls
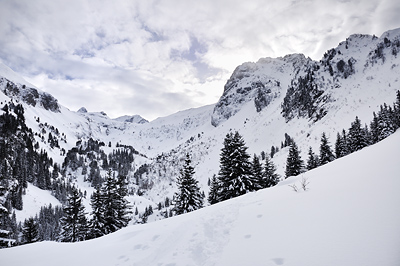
(1, 129), (399, 266)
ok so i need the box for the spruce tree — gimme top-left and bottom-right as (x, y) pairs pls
(174, 154), (203, 215)
(22, 217), (38, 244)
(319, 132), (335, 165)
(100, 169), (131, 234)
(251, 154), (263, 190)
(348, 116), (368, 152)
(217, 131), (254, 201)
(208, 175), (220, 205)
(87, 187), (105, 239)
(262, 154), (280, 188)
(59, 188), (87, 242)
(306, 146), (319, 170)
(285, 141), (304, 178)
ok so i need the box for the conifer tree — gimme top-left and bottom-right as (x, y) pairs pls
(319, 132), (335, 165)
(251, 154), (263, 190)
(370, 112), (380, 144)
(22, 217), (38, 244)
(285, 141), (304, 178)
(348, 116), (368, 152)
(262, 154), (280, 187)
(59, 188), (87, 242)
(87, 187), (105, 239)
(217, 131), (254, 201)
(307, 146), (319, 170)
(100, 169), (131, 234)
(377, 104), (396, 141)
(174, 154), (203, 215)
(208, 174), (220, 205)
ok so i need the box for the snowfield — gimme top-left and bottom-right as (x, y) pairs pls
(2, 130), (399, 266)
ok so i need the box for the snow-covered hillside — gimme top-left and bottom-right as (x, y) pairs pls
(1, 28), (400, 223)
(1, 129), (399, 266)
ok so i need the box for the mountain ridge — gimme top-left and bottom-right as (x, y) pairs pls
(0, 27), (399, 226)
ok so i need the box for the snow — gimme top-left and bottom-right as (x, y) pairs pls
(0, 62), (35, 88)
(14, 183), (61, 221)
(2, 130), (400, 266)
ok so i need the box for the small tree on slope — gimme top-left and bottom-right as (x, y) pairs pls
(285, 141), (305, 178)
(208, 174), (220, 205)
(319, 132), (335, 165)
(174, 154), (203, 215)
(262, 154), (280, 188)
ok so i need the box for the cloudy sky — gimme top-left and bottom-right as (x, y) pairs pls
(0, 0), (399, 120)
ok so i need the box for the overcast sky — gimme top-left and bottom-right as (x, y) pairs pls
(0, 0), (399, 121)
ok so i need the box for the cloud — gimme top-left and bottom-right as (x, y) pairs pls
(0, 0), (399, 120)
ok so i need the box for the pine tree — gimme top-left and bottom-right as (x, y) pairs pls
(394, 90), (400, 128)
(174, 154), (203, 215)
(217, 131), (254, 201)
(319, 132), (335, 165)
(87, 187), (105, 239)
(370, 112), (380, 144)
(262, 154), (280, 188)
(100, 169), (131, 234)
(251, 154), (263, 190)
(22, 217), (38, 244)
(348, 116), (368, 152)
(285, 141), (304, 178)
(377, 104), (396, 141)
(208, 174), (220, 205)
(306, 146), (319, 170)
(59, 188), (87, 242)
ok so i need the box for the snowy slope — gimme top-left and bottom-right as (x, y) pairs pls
(2, 130), (399, 266)
(1, 28), (400, 222)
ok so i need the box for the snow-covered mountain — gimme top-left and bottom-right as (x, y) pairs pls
(0, 27), (400, 224)
(2, 129), (399, 266)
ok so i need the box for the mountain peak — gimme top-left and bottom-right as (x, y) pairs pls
(114, 115), (149, 124)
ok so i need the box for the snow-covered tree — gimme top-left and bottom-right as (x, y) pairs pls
(217, 131), (254, 201)
(285, 141), (304, 178)
(251, 154), (263, 190)
(262, 154), (280, 188)
(174, 154), (203, 215)
(306, 146), (319, 170)
(100, 169), (131, 234)
(87, 187), (105, 239)
(348, 116), (369, 152)
(208, 175), (220, 205)
(319, 132), (335, 165)
(59, 188), (88, 242)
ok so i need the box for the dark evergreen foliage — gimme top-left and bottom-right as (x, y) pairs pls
(174, 154), (203, 215)
(22, 217), (38, 244)
(217, 131), (254, 201)
(306, 146), (319, 170)
(251, 154), (263, 190)
(319, 132), (335, 165)
(285, 141), (304, 178)
(208, 175), (220, 205)
(59, 188), (87, 242)
(262, 155), (280, 188)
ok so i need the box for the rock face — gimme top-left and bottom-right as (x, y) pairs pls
(211, 28), (400, 127)
(114, 115), (149, 124)
(211, 54), (312, 127)
(0, 78), (60, 112)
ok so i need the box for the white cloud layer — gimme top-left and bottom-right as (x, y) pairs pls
(0, 0), (399, 120)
